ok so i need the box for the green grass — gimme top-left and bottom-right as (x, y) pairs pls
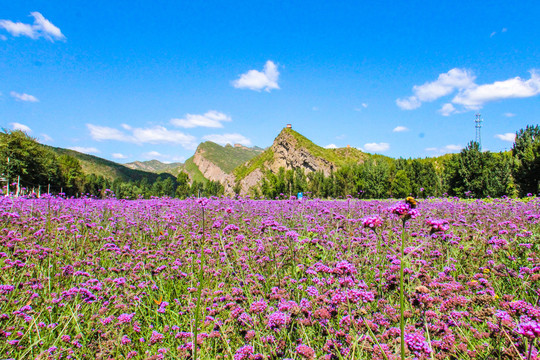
(182, 157), (209, 184)
(234, 149), (275, 181)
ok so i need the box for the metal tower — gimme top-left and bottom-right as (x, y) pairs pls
(475, 113), (483, 150)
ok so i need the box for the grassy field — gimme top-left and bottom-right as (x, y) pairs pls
(0, 196), (539, 359)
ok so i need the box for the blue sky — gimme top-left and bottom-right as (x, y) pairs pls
(1, 1), (539, 163)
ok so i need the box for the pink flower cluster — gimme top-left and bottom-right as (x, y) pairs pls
(516, 320), (540, 339)
(362, 215), (383, 229)
(426, 219), (449, 233)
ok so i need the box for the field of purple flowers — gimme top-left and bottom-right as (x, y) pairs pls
(0, 195), (539, 360)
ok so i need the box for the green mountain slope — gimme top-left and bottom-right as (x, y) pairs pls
(48, 146), (175, 182)
(196, 142), (264, 173)
(125, 160), (183, 174)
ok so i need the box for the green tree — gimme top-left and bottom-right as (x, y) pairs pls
(58, 155), (84, 196)
(391, 169), (412, 198)
(0, 130), (62, 193)
(175, 172), (191, 199)
(512, 125), (540, 196)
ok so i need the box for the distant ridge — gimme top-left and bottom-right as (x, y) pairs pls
(48, 146), (175, 183)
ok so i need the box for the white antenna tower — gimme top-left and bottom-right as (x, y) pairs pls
(475, 113), (483, 150)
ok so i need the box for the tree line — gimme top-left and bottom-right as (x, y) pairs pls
(252, 125), (539, 199)
(0, 130), (224, 199)
(1, 125), (538, 200)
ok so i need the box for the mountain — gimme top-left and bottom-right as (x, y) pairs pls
(234, 127), (383, 194)
(48, 146), (175, 183)
(183, 142), (264, 188)
(121, 142), (264, 189)
(125, 160), (183, 174)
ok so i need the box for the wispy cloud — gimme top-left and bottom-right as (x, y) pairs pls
(426, 144), (463, 153)
(354, 103), (368, 111)
(0, 12), (65, 41)
(112, 153), (128, 159)
(397, 69), (540, 114)
(503, 112), (516, 117)
(10, 122), (31, 132)
(170, 110), (231, 128)
(325, 144), (337, 149)
(202, 133), (252, 146)
(87, 124), (197, 149)
(494, 133), (516, 142)
(364, 142), (390, 152)
(438, 103), (457, 116)
(490, 27), (508, 37)
(392, 126), (409, 133)
(232, 60), (280, 92)
(10, 91), (39, 102)
(141, 151), (185, 163)
(39, 134), (53, 143)
(69, 146), (100, 154)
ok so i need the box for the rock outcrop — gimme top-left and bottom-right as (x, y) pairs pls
(268, 129), (334, 176)
(237, 128), (338, 194)
(193, 150), (235, 190)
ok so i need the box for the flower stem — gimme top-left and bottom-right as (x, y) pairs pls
(400, 221), (406, 360)
(193, 206), (206, 360)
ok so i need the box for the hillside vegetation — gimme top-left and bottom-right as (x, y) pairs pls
(49, 147), (174, 183)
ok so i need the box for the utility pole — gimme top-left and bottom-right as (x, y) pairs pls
(475, 113), (483, 151)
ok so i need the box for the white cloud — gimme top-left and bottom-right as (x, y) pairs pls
(202, 133), (252, 146)
(354, 103), (369, 111)
(69, 146), (100, 154)
(396, 96), (421, 110)
(325, 144), (337, 149)
(10, 122), (31, 133)
(10, 91), (39, 102)
(0, 35), (6, 41)
(502, 28), (507, 33)
(445, 144), (463, 151)
(397, 68), (476, 110)
(490, 31), (497, 38)
(141, 151), (184, 163)
(453, 70), (540, 109)
(87, 124), (197, 149)
(87, 124), (130, 142)
(0, 12), (65, 41)
(132, 126), (196, 147)
(112, 153), (128, 159)
(142, 151), (166, 159)
(426, 144), (463, 153)
(39, 133), (53, 142)
(397, 68), (540, 114)
(503, 112), (516, 117)
(363, 142), (390, 152)
(232, 60), (280, 92)
(438, 103), (457, 116)
(171, 110), (231, 128)
(392, 126), (409, 133)
(495, 133), (516, 142)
